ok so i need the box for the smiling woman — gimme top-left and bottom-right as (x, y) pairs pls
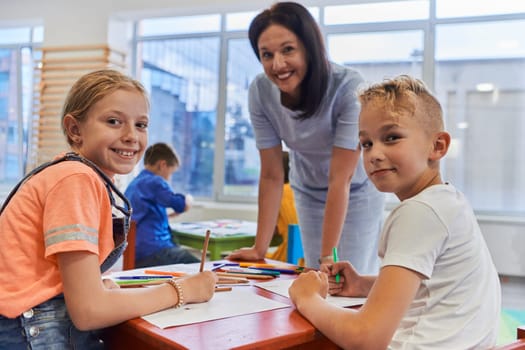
(226, 2), (385, 272)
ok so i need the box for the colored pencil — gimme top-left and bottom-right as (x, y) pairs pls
(144, 269), (187, 277)
(220, 267), (280, 276)
(216, 275), (250, 283)
(116, 279), (168, 287)
(248, 267), (300, 275)
(115, 275), (172, 280)
(199, 229), (211, 272)
(238, 262), (277, 268)
(333, 247), (340, 283)
(216, 271), (275, 280)
(211, 263), (229, 271)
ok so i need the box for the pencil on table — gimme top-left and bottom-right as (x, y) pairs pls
(144, 269), (187, 277)
(217, 276), (250, 284)
(199, 229), (211, 272)
(215, 272), (275, 280)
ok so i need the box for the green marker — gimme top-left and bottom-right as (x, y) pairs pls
(332, 247), (340, 283)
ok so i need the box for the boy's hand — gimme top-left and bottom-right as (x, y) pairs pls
(321, 261), (362, 297)
(184, 194), (194, 212)
(288, 270), (328, 307)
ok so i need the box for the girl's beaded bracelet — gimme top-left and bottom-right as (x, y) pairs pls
(166, 279), (184, 308)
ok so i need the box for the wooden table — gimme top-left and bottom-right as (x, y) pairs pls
(100, 263), (340, 350)
(171, 220), (281, 260)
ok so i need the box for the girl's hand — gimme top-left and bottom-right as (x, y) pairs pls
(102, 278), (120, 289)
(288, 270), (328, 307)
(178, 271), (217, 304)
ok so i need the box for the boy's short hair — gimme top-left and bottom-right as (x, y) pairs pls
(144, 143), (179, 167)
(358, 75), (444, 133)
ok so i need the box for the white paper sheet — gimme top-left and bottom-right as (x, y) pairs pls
(255, 278), (367, 308)
(141, 287), (290, 329)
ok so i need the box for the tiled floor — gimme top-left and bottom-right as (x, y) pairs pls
(501, 275), (525, 310)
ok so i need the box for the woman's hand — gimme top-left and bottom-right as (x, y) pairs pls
(226, 246), (264, 261)
(179, 271), (217, 304)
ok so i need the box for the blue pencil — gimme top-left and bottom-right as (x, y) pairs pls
(248, 267), (299, 275)
(115, 275), (172, 280)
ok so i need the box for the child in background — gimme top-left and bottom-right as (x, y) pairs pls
(288, 75), (501, 349)
(0, 69), (216, 349)
(125, 142), (199, 267)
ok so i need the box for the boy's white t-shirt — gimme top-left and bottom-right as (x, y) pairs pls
(379, 184), (501, 350)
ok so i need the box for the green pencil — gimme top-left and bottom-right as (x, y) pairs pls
(332, 247), (340, 283)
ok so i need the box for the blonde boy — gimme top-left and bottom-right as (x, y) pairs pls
(289, 75), (501, 349)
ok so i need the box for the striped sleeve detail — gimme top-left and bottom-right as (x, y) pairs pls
(44, 224), (98, 248)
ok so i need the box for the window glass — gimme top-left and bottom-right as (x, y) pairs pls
(223, 38), (263, 197)
(0, 47), (31, 193)
(139, 15), (221, 36)
(435, 21), (525, 214)
(0, 27), (31, 44)
(437, 0), (525, 18)
(328, 30), (424, 82)
(32, 26), (44, 43)
(137, 38), (219, 197)
(307, 7), (320, 22)
(226, 11), (258, 31)
(324, 1), (428, 25)
(436, 20), (525, 60)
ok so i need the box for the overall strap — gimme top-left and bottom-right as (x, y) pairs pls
(0, 152), (131, 216)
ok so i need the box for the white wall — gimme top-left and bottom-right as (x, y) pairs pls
(1, 0), (523, 276)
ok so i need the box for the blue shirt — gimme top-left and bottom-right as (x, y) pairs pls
(124, 169), (186, 260)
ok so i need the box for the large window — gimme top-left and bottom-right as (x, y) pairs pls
(134, 1), (525, 217)
(435, 19), (525, 214)
(0, 26), (41, 197)
(223, 38), (261, 198)
(137, 36), (219, 197)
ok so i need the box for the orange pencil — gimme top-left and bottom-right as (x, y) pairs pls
(238, 262), (278, 268)
(144, 269), (187, 277)
(199, 229), (211, 272)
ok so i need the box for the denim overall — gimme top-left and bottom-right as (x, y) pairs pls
(0, 153), (131, 350)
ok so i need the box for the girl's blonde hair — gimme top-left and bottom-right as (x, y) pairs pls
(61, 69), (149, 146)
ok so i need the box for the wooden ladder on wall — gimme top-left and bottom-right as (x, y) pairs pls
(28, 45), (126, 172)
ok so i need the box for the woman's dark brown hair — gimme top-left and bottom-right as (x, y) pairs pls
(248, 2), (330, 119)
